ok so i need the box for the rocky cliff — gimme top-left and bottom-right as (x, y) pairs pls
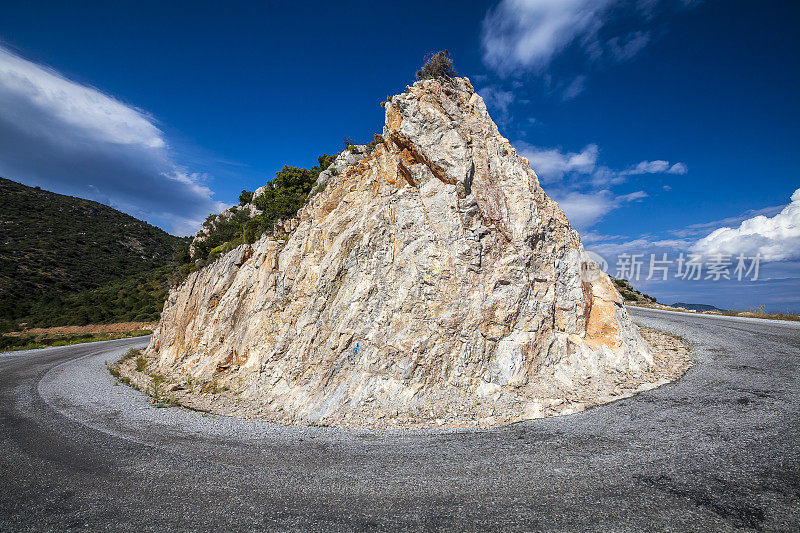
(146, 77), (681, 428)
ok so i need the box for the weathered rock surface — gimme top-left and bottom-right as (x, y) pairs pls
(147, 77), (680, 428)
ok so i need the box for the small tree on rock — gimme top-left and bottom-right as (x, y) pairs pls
(416, 50), (456, 80)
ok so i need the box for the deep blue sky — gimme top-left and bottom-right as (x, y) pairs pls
(0, 1), (798, 310)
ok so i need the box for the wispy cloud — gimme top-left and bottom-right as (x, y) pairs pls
(579, 231), (626, 244)
(0, 46), (225, 235)
(518, 142), (599, 181)
(586, 235), (694, 265)
(516, 141), (687, 186)
(625, 160), (687, 175)
(669, 205), (785, 238)
(481, 0), (617, 76)
(477, 86), (515, 125)
(692, 187), (800, 261)
(560, 74), (586, 101)
(480, 0), (700, 97)
(513, 140), (686, 229)
(551, 189), (648, 230)
(607, 30), (651, 62)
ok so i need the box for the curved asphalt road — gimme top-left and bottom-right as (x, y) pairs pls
(1, 308), (798, 531)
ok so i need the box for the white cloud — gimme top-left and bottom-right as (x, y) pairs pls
(0, 48), (164, 149)
(516, 141), (687, 186)
(627, 160), (670, 174)
(547, 188), (648, 230)
(587, 235), (692, 258)
(692, 188), (800, 261)
(580, 231), (625, 244)
(519, 143), (599, 182)
(513, 140), (686, 230)
(480, 0), (700, 86)
(668, 162), (688, 174)
(0, 46), (225, 235)
(670, 204), (784, 238)
(481, 0), (616, 76)
(620, 190), (649, 202)
(624, 159), (688, 175)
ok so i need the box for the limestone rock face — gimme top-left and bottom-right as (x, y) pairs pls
(147, 77), (656, 427)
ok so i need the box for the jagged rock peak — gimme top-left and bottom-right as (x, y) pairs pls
(146, 75), (671, 429)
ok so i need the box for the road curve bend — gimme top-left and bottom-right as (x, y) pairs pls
(1, 309), (798, 531)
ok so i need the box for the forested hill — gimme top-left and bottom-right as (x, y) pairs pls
(0, 177), (186, 322)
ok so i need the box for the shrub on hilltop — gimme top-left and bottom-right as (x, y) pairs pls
(238, 190), (253, 205)
(416, 50), (456, 80)
(365, 134), (385, 154)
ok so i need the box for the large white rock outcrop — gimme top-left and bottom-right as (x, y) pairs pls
(147, 77), (659, 427)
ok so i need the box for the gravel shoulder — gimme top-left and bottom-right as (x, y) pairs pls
(110, 325), (693, 430)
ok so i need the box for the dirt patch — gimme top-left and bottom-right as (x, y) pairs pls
(12, 321), (158, 336)
(112, 326), (692, 430)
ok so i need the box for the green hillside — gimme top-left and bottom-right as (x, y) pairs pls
(0, 177), (187, 325)
(612, 278), (658, 304)
(22, 264), (182, 327)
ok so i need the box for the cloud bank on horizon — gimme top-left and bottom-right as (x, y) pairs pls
(692, 188), (800, 262)
(0, 46), (225, 235)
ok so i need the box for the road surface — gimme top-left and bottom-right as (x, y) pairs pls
(1, 308), (798, 531)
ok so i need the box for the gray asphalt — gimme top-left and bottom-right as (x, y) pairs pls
(1, 308), (798, 531)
